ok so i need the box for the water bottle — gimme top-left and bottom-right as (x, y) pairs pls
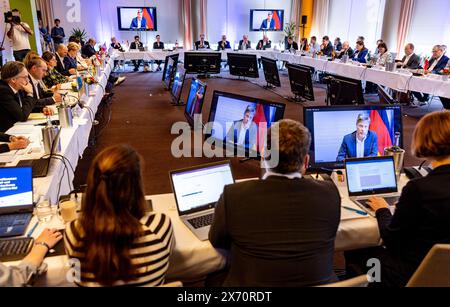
(42, 122), (61, 155)
(58, 99), (73, 128)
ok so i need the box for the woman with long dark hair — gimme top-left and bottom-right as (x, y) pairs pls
(64, 145), (174, 287)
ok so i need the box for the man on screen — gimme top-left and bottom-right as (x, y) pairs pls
(336, 114), (378, 161)
(260, 12), (275, 31)
(130, 9), (147, 30)
(226, 105), (258, 151)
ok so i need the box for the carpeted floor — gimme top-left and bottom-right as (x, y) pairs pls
(74, 69), (430, 196)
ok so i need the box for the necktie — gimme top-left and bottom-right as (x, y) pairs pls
(16, 92), (23, 108)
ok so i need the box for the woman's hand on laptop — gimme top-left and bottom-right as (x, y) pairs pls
(367, 197), (389, 212)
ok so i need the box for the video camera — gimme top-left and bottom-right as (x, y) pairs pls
(4, 11), (21, 24)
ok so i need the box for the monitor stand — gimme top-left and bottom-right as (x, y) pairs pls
(171, 100), (186, 107)
(290, 95), (306, 103)
(263, 82), (276, 89)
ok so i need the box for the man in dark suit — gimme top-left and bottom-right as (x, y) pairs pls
(217, 35), (231, 51)
(286, 36), (299, 51)
(238, 35), (251, 50)
(397, 43), (420, 69)
(209, 119), (341, 287)
(55, 44), (75, 76)
(334, 37), (342, 52)
(320, 36), (334, 57)
(153, 35), (164, 71)
(0, 132), (29, 154)
(260, 12), (275, 30)
(0, 62), (38, 132)
(130, 36), (144, 72)
(336, 41), (354, 59)
(195, 34), (210, 50)
(81, 38), (97, 59)
(130, 9), (147, 30)
(337, 114), (379, 161)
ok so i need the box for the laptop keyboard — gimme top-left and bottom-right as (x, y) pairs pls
(0, 237), (34, 261)
(188, 214), (214, 229)
(359, 196), (400, 209)
(0, 214), (30, 228)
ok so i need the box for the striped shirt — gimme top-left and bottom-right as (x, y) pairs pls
(64, 212), (174, 287)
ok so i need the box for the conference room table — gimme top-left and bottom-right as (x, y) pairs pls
(5, 172), (407, 287)
(112, 49), (450, 99)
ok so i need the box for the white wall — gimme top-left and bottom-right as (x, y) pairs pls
(406, 0), (450, 57)
(0, 0), (13, 63)
(206, 0), (292, 50)
(51, 0), (182, 48)
(327, 0), (385, 52)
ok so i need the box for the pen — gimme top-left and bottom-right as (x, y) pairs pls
(27, 222), (39, 237)
(343, 206), (368, 216)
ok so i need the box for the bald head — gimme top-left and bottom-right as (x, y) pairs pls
(57, 44), (68, 57)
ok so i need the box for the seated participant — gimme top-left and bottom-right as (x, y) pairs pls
(352, 41), (369, 63)
(286, 36), (299, 51)
(111, 37), (125, 71)
(336, 41), (354, 59)
(130, 36), (144, 72)
(0, 132), (29, 154)
(0, 229), (62, 287)
(153, 35), (164, 71)
(195, 34), (210, 50)
(256, 34), (272, 50)
(374, 39), (384, 55)
(376, 42), (393, 67)
(55, 44), (75, 76)
(334, 37), (342, 52)
(217, 35), (231, 51)
(64, 145), (174, 287)
(363, 111), (450, 287)
(238, 35), (251, 50)
(397, 43), (420, 69)
(42, 51), (69, 88)
(320, 36), (333, 57)
(64, 42), (85, 73)
(81, 38), (97, 59)
(299, 38), (309, 52)
(225, 105), (258, 151)
(209, 119), (341, 287)
(337, 114), (378, 161)
(309, 36), (320, 54)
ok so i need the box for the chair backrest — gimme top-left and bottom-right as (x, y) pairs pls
(407, 244), (450, 287)
(318, 275), (368, 287)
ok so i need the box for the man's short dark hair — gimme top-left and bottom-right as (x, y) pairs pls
(12, 9), (19, 13)
(156, 35), (160, 38)
(68, 36), (80, 43)
(311, 36), (317, 41)
(55, 19), (60, 23)
(266, 119), (311, 174)
(323, 36), (329, 41)
(1, 61), (25, 81)
(407, 43), (415, 50)
(135, 36), (140, 40)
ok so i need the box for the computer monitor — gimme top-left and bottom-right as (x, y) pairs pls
(0, 166), (33, 214)
(163, 57), (175, 89)
(184, 78), (207, 127)
(378, 86), (395, 105)
(261, 56), (281, 87)
(206, 90), (286, 157)
(184, 52), (222, 75)
(227, 53), (259, 78)
(171, 65), (187, 105)
(286, 63), (315, 101)
(326, 74), (364, 105)
(161, 53), (179, 82)
(303, 105), (403, 171)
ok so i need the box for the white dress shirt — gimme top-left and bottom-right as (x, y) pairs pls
(402, 54), (413, 67)
(356, 136), (366, 158)
(262, 170), (302, 180)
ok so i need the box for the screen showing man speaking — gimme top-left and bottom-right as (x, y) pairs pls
(117, 7), (157, 31)
(0, 167), (33, 209)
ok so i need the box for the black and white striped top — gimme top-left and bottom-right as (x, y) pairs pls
(64, 213), (174, 287)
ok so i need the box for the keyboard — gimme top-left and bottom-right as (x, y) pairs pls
(0, 237), (34, 262)
(17, 158), (50, 178)
(358, 196), (400, 209)
(188, 214), (214, 229)
(0, 214), (30, 228)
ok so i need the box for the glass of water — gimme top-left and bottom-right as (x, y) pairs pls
(36, 200), (53, 223)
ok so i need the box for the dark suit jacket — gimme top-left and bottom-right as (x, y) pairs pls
(153, 42), (164, 50)
(217, 41), (231, 51)
(286, 41), (299, 51)
(256, 40), (272, 50)
(334, 42), (343, 51)
(195, 40), (210, 50)
(375, 165), (450, 286)
(209, 177), (341, 287)
(111, 42), (124, 52)
(429, 55), (449, 73)
(238, 40), (251, 50)
(352, 48), (368, 63)
(260, 18), (276, 30)
(321, 42), (334, 57)
(399, 53), (420, 69)
(337, 47), (354, 59)
(130, 17), (147, 30)
(0, 80), (36, 132)
(337, 131), (378, 161)
(130, 41), (144, 50)
(63, 56), (77, 71)
(81, 44), (96, 58)
(28, 76), (54, 112)
(55, 53), (71, 76)
(0, 132), (11, 153)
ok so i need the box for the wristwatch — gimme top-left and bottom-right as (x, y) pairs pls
(34, 241), (51, 251)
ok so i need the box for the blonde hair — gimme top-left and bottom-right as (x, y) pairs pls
(67, 42), (80, 51)
(412, 111), (450, 161)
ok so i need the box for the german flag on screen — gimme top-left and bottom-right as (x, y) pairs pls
(142, 8), (154, 30)
(370, 110), (394, 155)
(272, 11), (282, 30)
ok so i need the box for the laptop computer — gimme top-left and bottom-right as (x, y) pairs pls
(0, 166), (34, 237)
(17, 128), (61, 178)
(345, 156), (400, 216)
(169, 161), (235, 241)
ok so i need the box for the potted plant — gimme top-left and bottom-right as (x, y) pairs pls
(70, 28), (88, 46)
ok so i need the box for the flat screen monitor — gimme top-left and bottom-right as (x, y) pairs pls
(206, 91), (286, 157)
(117, 7), (157, 31)
(161, 53), (179, 82)
(378, 86), (395, 105)
(287, 63), (315, 101)
(327, 74), (365, 105)
(250, 9), (284, 32)
(184, 78), (207, 127)
(163, 57), (175, 89)
(303, 105), (404, 171)
(227, 53), (259, 78)
(184, 52), (222, 75)
(261, 56), (281, 87)
(0, 167), (33, 213)
(171, 65), (187, 104)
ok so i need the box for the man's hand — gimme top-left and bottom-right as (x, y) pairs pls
(69, 68), (77, 75)
(22, 83), (33, 95)
(20, 22), (33, 35)
(8, 136), (30, 150)
(36, 229), (63, 249)
(367, 197), (390, 213)
(53, 92), (62, 103)
(43, 107), (54, 116)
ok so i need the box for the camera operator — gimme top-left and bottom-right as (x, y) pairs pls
(6, 9), (33, 62)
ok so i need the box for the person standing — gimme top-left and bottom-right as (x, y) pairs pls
(50, 19), (65, 49)
(6, 9), (33, 62)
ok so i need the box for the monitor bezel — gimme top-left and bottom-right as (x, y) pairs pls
(0, 166), (34, 214)
(183, 52), (222, 75)
(249, 9), (285, 32)
(184, 78), (207, 128)
(227, 53), (259, 79)
(170, 65), (187, 104)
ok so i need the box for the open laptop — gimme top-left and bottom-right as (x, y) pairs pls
(345, 156), (400, 216)
(0, 166), (34, 237)
(17, 128), (61, 178)
(169, 161), (235, 241)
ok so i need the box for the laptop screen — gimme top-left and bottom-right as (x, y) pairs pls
(171, 162), (234, 215)
(345, 157), (398, 196)
(0, 167), (33, 209)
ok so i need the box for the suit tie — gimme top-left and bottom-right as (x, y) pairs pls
(16, 92), (23, 108)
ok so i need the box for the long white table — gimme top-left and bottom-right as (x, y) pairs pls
(113, 49), (450, 98)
